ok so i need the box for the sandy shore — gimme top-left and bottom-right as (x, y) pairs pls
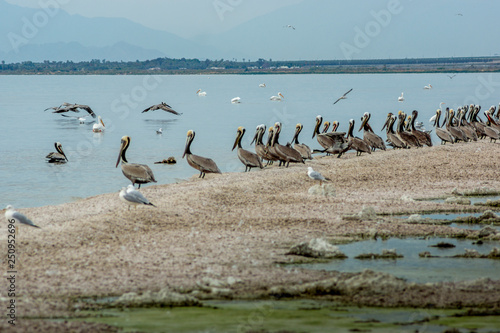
(2, 141), (500, 331)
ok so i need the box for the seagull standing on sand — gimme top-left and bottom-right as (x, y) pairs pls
(5, 205), (41, 228)
(119, 185), (156, 210)
(307, 167), (331, 185)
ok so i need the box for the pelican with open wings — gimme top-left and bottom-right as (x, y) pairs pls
(142, 102), (182, 115)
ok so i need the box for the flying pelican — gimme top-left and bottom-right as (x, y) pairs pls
(359, 112), (386, 151)
(398, 92), (404, 102)
(116, 136), (157, 188)
(232, 126), (263, 172)
(196, 89), (207, 96)
(45, 103), (97, 118)
(44, 102), (73, 112)
(290, 123), (313, 160)
(5, 205), (41, 228)
(347, 119), (371, 156)
(259, 83), (266, 88)
(231, 97), (241, 104)
(333, 88), (353, 105)
(269, 123), (304, 167)
(423, 84), (432, 89)
(447, 74), (456, 79)
(92, 116), (105, 132)
(142, 102), (182, 115)
(270, 92), (284, 101)
(156, 128), (163, 134)
(183, 130), (221, 178)
(46, 142), (68, 163)
(119, 185), (156, 210)
(307, 167), (330, 185)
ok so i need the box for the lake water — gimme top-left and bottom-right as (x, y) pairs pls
(1, 73), (499, 208)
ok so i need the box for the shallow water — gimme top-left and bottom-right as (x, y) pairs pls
(300, 237), (500, 283)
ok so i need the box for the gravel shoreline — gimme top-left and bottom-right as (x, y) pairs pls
(2, 141), (500, 331)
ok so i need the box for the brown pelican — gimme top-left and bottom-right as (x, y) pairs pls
(312, 115), (349, 156)
(469, 106), (487, 139)
(232, 126), (263, 172)
(290, 123), (313, 160)
(264, 126), (283, 166)
(116, 136), (157, 188)
(447, 109), (468, 142)
(142, 102), (182, 115)
(44, 103), (96, 118)
(322, 121), (330, 133)
(484, 111), (500, 142)
(251, 125), (277, 166)
(270, 122), (304, 167)
(430, 109), (454, 145)
(347, 119), (371, 156)
(397, 111), (421, 147)
(333, 88), (353, 105)
(410, 110), (433, 146)
(457, 108), (478, 141)
(183, 130), (221, 178)
(46, 142), (68, 163)
(382, 113), (407, 149)
(359, 112), (386, 151)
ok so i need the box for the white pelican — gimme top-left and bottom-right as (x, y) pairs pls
(196, 89), (207, 96)
(92, 116), (105, 132)
(270, 92), (284, 101)
(231, 97), (241, 104)
(46, 142), (68, 163)
(5, 205), (41, 228)
(119, 185), (156, 210)
(424, 84), (433, 89)
(307, 167), (330, 185)
(333, 88), (353, 105)
(156, 128), (163, 134)
(398, 92), (404, 102)
(142, 102), (182, 115)
(259, 83), (266, 88)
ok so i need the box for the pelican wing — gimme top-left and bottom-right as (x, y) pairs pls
(188, 154), (221, 174)
(159, 103), (182, 115)
(121, 163), (156, 184)
(238, 148), (263, 168)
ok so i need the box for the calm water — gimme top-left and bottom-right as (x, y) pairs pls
(1, 73), (499, 208)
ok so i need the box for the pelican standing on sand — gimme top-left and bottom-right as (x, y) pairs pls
(312, 115), (349, 156)
(430, 109), (454, 145)
(307, 167), (330, 185)
(290, 123), (313, 160)
(116, 136), (157, 188)
(232, 126), (263, 172)
(359, 112), (386, 151)
(119, 185), (156, 210)
(410, 110), (432, 146)
(5, 205), (41, 228)
(270, 123), (304, 167)
(382, 113), (407, 149)
(347, 119), (371, 156)
(46, 142), (68, 163)
(183, 130), (221, 178)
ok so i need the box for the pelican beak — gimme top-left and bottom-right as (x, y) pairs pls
(116, 139), (125, 167)
(279, 92), (284, 99)
(358, 115), (366, 131)
(312, 120), (320, 138)
(182, 131), (193, 158)
(232, 128), (243, 151)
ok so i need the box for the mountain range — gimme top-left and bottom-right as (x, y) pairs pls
(1, 0), (498, 63)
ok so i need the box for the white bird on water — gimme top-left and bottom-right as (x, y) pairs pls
(259, 83), (266, 88)
(231, 97), (241, 104)
(5, 205), (41, 228)
(307, 167), (331, 185)
(398, 92), (404, 102)
(270, 92), (284, 101)
(119, 185), (156, 210)
(156, 128), (163, 134)
(92, 115), (105, 132)
(196, 89), (207, 96)
(424, 84), (432, 90)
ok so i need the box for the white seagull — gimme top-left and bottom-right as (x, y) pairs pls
(156, 128), (163, 134)
(196, 89), (207, 96)
(5, 205), (41, 228)
(307, 167), (331, 186)
(119, 185), (156, 210)
(270, 92), (284, 101)
(92, 115), (105, 132)
(333, 88), (353, 105)
(398, 92), (404, 102)
(231, 97), (241, 104)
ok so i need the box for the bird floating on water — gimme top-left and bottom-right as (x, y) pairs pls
(5, 205), (41, 228)
(156, 128), (163, 134)
(423, 84), (433, 89)
(270, 92), (284, 101)
(46, 142), (68, 163)
(142, 102), (182, 115)
(398, 92), (404, 102)
(92, 116), (105, 132)
(333, 88), (353, 105)
(119, 185), (156, 210)
(259, 83), (266, 88)
(196, 89), (207, 96)
(231, 97), (241, 104)
(307, 167), (330, 185)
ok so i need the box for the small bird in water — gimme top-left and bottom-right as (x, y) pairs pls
(46, 142), (68, 163)
(119, 185), (156, 210)
(5, 205), (41, 228)
(307, 167), (331, 185)
(156, 128), (163, 134)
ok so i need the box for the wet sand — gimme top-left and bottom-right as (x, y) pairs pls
(2, 141), (500, 331)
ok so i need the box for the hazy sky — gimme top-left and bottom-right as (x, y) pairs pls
(6, 0), (303, 37)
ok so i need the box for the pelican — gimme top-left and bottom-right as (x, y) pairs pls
(312, 115), (349, 156)
(307, 167), (330, 185)
(142, 102), (182, 115)
(291, 123), (313, 160)
(347, 119), (371, 156)
(431, 109), (454, 145)
(92, 116), (105, 132)
(5, 205), (41, 228)
(423, 84), (432, 90)
(262, 126), (282, 166)
(457, 108), (478, 141)
(397, 111), (421, 147)
(468, 106), (487, 139)
(183, 130), (221, 178)
(231, 97), (241, 104)
(270, 92), (284, 101)
(45, 103), (96, 118)
(484, 111), (500, 142)
(333, 88), (353, 105)
(382, 113), (407, 149)
(232, 127), (263, 172)
(270, 122), (304, 167)
(116, 136), (157, 188)
(156, 128), (163, 134)
(196, 89), (207, 96)
(410, 110), (432, 146)
(398, 92), (404, 102)
(119, 184), (156, 210)
(46, 142), (68, 163)
(259, 83), (266, 88)
(447, 109), (468, 142)
(359, 112), (386, 151)
(250, 125), (273, 166)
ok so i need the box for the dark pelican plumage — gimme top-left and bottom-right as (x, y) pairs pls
(359, 112), (386, 151)
(430, 109), (454, 145)
(312, 115), (349, 156)
(232, 126), (263, 172)
(46, 142), (68, 163)
(396, 111), (421, 147)
(347, 119), (371, 156)
(291, 123), (312, 160)
(142, 102), (182, 115)
(447, 109), (468, 142)
(410, 110), (433, 146)
(116, 136), (157, 188)
(382, 113), (407, 149)
(271, 122), (304, 167)
(457, 108), (478, 141)
(484, 111), (500, 142)
(182, 130), (221, 178)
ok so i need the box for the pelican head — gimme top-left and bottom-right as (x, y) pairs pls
(182, 130), (195, 158)
(116, 136), (131, 167)
(359, 112), (370, 131)
(55, 142), (68, 161)
(382, 113), (393, 131)
(313, 115), (323, 138)
(250, 124), (265, 145)
(266, 127), (275, 147)
(196, 89), (201, 94)
(232, 126), (245, 151)
(295, 123), (303, 133)
(322, 121), (330, 133)
(274, 122), (282, 134)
